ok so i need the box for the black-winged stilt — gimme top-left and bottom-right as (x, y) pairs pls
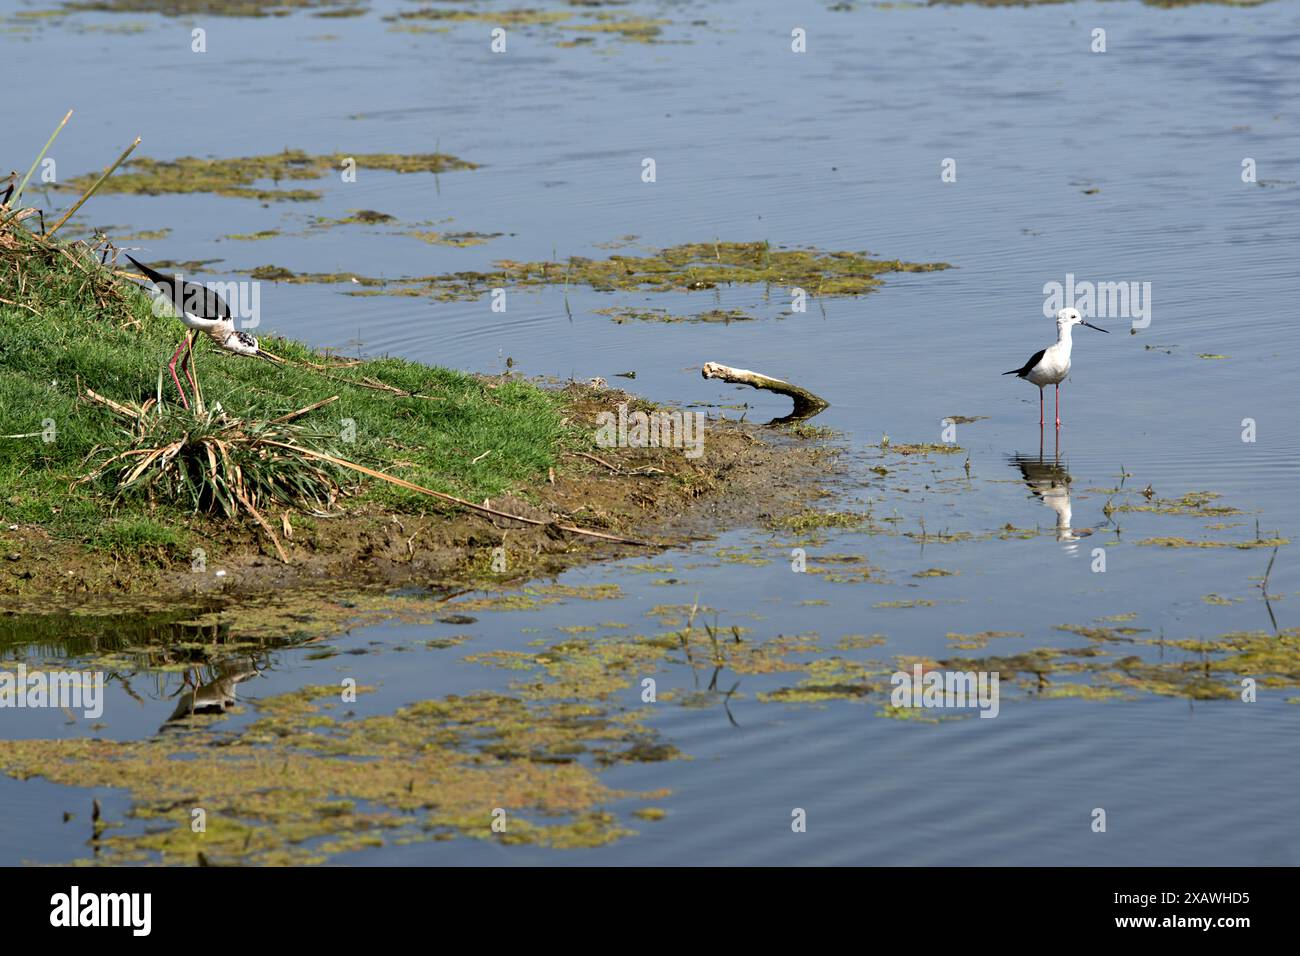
(125, 255), (261, 409)
(1003, 307), (1108, 428)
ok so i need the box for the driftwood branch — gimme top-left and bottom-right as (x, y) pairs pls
(701, 362), (829, 422)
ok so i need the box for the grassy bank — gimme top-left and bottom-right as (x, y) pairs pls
(0, 223), (576, 555)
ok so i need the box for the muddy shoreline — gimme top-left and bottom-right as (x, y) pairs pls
(0, 386), (838, 613)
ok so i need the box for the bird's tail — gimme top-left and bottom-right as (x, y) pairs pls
(124, 254), (168, 286)
(1001, 369), (1021, 376)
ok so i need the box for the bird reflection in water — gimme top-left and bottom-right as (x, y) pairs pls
(1008, 433), (1092, 550)
(164, 658), (260, 727)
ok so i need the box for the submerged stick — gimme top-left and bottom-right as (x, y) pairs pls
(45, 135), (141, 238)
(701, 361), (829, 421)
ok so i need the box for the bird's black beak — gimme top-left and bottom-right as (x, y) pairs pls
(1081, 321), (1109, 333)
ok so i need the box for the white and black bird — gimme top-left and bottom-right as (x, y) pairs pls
(126, 255), (262, 409)
(1003, 307), (1108, 428)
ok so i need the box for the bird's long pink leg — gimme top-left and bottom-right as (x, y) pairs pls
(180, 331), (199, 395)
(167, 339), (190, 409)
(1055, 384), (1061, 429)
(1039, 388), (1044, 427)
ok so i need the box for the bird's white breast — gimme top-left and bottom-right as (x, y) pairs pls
(1026, 341), (1071, 386)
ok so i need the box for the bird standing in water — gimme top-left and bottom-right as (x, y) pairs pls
(125, 255), (261, 409)
(1003, 307), (1108, 428)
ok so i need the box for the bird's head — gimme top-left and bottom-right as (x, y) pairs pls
(224, 329), (260, 356)
(1056, 307), (1108, 334)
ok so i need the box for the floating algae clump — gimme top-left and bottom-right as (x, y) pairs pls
(766, 510), (871, 533)
(1113, 491), (1242, 516)
(246, 241), (949, 303)
(884, 442), (964, 455)
(496, 242), (948, 296)
(1137, 535), (1287, 549)
(594, 306), (756, 325)
(0, 682), (662, 864)
(62, 0), (361, 14)
(403, 230), (503, 247)
(387, 6), (671, 45)
(387, 7), (571, 27)
(60, 149), (477, 202)
(940, 626), (1300, 703)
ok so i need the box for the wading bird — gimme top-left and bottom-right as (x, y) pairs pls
(125, 255), (261, 409)
(1003, 307), (1108, 428)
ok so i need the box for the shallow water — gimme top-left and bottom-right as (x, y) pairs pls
(3, 0), (1300, 865)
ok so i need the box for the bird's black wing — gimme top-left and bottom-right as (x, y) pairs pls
(186, 284), (232, 320)
(1003, 348), (1045, 377)
(125, 254), (231, 320)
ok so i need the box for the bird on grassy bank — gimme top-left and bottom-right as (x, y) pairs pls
(1003, 307), (1108, 428)
(125, 254), (261, 409)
